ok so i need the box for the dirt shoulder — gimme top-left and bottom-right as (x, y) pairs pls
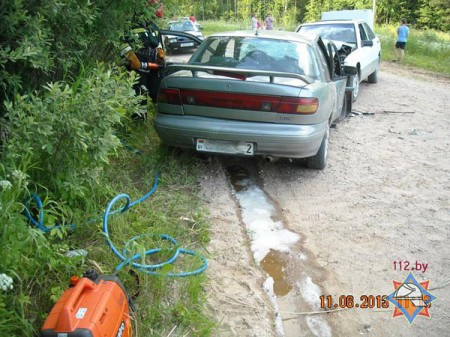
(200, 62), (450, 336)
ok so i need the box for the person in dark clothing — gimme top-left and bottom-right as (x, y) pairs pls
(120, 2), (165, 118)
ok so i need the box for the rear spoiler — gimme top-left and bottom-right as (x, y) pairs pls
(163, 64), (313, 84)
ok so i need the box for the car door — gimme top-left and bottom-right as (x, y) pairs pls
(316, 38), (347, 123)
(361, 22), (381, 74)
(357, 22), (380, 80)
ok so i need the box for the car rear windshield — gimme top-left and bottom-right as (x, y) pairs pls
(298, 23), (356, 44)
(169, 21), (197, 31)
(189, 36), (320, 79)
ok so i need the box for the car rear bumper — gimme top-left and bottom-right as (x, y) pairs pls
(166, 42), (196, 51)
(154, 113), (327, 158)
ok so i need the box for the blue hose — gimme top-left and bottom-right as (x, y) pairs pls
(23, 172), (207, 277)
(102, 175), (208, 277)
(24, 193), (76, 232)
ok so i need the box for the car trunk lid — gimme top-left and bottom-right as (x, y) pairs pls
(158, 65), (317, 123)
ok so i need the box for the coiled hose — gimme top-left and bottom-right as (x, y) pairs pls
(24, 174), (207, 277)
(103, 175), (208, 277)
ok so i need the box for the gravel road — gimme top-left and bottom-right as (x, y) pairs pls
(198, 62), (450, 337)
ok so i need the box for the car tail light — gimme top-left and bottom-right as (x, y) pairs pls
(178, 89), (318, 115)
(180, 90), (277, 111)
(278, 97), (318, 114)
(158, 88), (181, 105)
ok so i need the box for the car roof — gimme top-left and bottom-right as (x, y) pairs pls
(208, 30), (316, 45)
(299, 19), (364, 26)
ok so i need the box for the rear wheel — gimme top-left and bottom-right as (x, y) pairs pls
(368, 58), (380, 83)
(368, 69), (378, 83)
(367, 67), (379, 83)
(305, 124), (329, 170)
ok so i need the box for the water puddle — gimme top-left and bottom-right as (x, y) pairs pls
(227, 165), (298, 296)
(226, 163), (333, 337)
(261, 249), (293, 296)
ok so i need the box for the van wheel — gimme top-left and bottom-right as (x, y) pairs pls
(305, 124), (329, 170)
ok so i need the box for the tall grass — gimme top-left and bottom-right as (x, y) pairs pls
(200, 19), (297, 36)
(200, 20), (246, 35)
(376, 25), (450, 75)
(78, 116), (215, 336)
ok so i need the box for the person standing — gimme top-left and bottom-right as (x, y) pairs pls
(393, 18), (409, 62)
(189, 14), (196, 23)
(251, 13), (258, 30)
(264, 13), (274, 30)
(120, 19), (165, 119)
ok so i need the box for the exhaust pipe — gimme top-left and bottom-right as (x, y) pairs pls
(264, 155), (279, 163)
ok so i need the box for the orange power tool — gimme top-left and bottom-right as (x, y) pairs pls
(40, 270), (132, 337)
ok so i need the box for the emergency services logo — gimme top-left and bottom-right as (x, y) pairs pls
(387, 273), (437, 324)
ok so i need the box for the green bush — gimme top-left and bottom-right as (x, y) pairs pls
(0, 163), (84, 337)
(0, 1), (214, 336)
(3, 66), (140, 210)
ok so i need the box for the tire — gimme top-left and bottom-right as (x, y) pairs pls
(368, 68), (378, 83)
(337, 94), (348, 123)
(351, 73), (360, 102)
(367, 57), (381, 83)
(368, 58), (380, 83)
(305, 124), (329, 170)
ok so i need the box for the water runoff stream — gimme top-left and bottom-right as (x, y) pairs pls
(225, 161), (334, 337)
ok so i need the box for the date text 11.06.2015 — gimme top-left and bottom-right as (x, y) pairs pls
(320, 295), (389, 309)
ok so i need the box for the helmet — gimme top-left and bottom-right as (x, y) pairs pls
(393, 283), (427, 307)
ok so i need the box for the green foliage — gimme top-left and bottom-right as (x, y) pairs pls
(0, 163), (83, 336)
(416, 1), (450, 31)
(86, 121), (214, 336)
(0, 0), (177, 119)
(1, 117), (215, 336)
(377, 24), (450, 74)
(3, 66), (140, 208)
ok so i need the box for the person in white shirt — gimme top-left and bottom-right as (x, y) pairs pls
(251, 13), (258, 30)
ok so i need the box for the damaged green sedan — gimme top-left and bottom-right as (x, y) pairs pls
(155, 30), (356, 169)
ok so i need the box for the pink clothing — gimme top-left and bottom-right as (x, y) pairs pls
(265, 16), (274, 30)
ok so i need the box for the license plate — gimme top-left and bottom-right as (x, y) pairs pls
(196, 139), (254, 156)
(180, 42), (194, 47)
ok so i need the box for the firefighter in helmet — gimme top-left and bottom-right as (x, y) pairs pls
(120, 1), (165, 118)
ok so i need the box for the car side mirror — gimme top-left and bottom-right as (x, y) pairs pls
(343, 66), (357, 75)
(362, 40), (373, 47)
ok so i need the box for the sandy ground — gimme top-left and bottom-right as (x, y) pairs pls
(198, 62), (450, 336)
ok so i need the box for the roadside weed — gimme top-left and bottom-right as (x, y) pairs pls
(377, 25), (450, 74)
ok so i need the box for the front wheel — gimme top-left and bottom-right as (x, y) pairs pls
(305, 124), (329, 170)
